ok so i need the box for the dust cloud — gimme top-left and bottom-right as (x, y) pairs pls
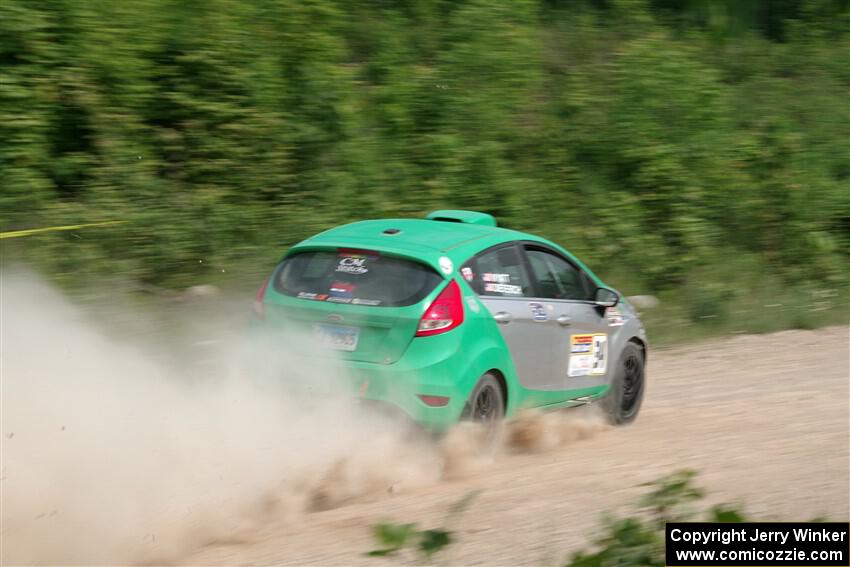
(1, 272), (606, 565)
(505, 407), (610, 454)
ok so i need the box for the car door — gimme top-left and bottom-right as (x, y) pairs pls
(461, 243), (553, 391)
(522, 245), (611, 392)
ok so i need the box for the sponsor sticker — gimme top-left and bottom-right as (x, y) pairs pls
(570, 334), (593, 354)
(297, 292), (329, 302)
(591, 334), (608, 375)
(461, 266), (475, 282)
(484, 282), (523, 295)
(529, 302), (548, 321)
(336, 254), (369, 275)
(568, 333), (608, 377)
(330, 281), (356, 299)
(439, 256), (454, 275)
(482, 273), (511, 284)
(568, 351), (593, 376)
(605, 305), (626, 327)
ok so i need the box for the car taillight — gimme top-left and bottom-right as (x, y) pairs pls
(252, 276), (269, 320)
(416, 280), (464, 337)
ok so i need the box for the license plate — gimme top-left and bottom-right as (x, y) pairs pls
(314, 324), (360, 351)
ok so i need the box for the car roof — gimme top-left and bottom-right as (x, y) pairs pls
(313, 219), (519, 249)
(288, 217), (602, 285)
(293, 218), (531, 258)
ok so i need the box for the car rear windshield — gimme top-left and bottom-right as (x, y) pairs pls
(274, 250), (443, 307)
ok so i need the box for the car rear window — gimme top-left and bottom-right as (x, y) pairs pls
(274, 250), (442, 307)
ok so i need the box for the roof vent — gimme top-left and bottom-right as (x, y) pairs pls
(425, 210), (497, 227)
(382, 228), (401, 235)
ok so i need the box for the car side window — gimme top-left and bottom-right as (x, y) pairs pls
(578, 270), (597, 300)
(524, 247), (592, 301)
(463, 245), (531, 298)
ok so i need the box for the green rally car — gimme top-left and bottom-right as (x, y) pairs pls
(254, 210), (647, 430)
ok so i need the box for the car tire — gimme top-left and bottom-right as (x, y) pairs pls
(463, 373), (506, 424)
(600, 342), (645, 425)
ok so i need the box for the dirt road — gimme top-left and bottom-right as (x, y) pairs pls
(183, 326), (849, 566)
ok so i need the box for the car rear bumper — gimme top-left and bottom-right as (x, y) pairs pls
(250, 312), (503, 431)
(343, 338), (473, 430)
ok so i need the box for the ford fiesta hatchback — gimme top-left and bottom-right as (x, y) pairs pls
(254, 210), (647, 430)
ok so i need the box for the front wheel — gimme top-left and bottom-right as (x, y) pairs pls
(600, 342), (645, 425)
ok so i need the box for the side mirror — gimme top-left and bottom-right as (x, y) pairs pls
(594, 287), (619, 308)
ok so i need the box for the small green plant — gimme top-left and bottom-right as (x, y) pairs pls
(368, 523), (421, 557)
(367, 490), (481, 561)
(639, 468), (705, 526)
(565, 470), (745, 567)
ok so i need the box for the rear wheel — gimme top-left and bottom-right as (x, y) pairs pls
(463, 373), (505, 424)
(600, 342), (645, 425)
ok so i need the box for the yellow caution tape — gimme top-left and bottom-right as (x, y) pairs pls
(0, 220), (127, 239)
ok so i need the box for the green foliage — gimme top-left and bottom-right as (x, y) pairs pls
(568, 517), (666, 567)
(565, 468), (833, 566)
(368, 522), (418, 556)
(418, 529), (453, 559)
(638, 250), (849, 345)
(368, 523), (454, 559)
(565, 470), (741, 567)
(1, 0), (848, 324)
(639, 468), (704, 525)
(368, 489), (480, 560)
(708, 504), (747, 523)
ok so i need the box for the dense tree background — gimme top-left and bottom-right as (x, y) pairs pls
(1, 0), (847, 331)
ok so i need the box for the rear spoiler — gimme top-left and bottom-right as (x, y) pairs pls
(425, 210), (497, 227)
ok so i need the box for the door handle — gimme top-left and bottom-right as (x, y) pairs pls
(556, 314), (572, 326)
(493, 311), (512, 324)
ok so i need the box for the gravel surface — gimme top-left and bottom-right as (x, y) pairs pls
(184, 326), (850, 566)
